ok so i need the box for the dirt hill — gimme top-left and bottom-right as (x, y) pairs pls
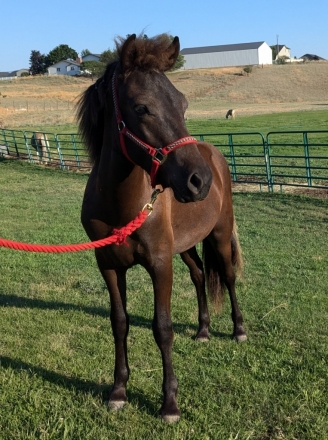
(0, 61), (327, 127)
(171, 61), (328, 118)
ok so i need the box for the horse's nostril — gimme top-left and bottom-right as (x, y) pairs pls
(188, 173), (203, 194)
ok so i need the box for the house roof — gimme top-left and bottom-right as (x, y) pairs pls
(275, 45), (290, 51)
(300, 54), (326, 61)
(0, 72), (10, 78)
(49, 59), (81, 68)
(180, 41), (266, 55)
(83, 53), (100, 57)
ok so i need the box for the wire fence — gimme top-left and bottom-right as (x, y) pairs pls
(1, 128), (328, 192)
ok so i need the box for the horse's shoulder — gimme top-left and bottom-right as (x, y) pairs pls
(196, 141), (225, 159)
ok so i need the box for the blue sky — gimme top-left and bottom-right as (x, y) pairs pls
(1, 0), (327, 71)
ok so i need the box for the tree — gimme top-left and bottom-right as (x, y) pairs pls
(270, 45), (278, 61)
(80, 49), (91, 57)
(46, 44), (78, 67)
(172, 52), (185, 70)
(29, 50), (47, 75)
(80, 60), (106, 79)
(99, 48), (118, 65)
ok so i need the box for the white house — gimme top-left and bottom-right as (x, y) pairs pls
(180, 42), (272, 69)
(47, 60), (81, 76)
(275, 45), (291, 60)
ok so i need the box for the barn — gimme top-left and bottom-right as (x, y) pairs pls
(180, 42), (272, 69)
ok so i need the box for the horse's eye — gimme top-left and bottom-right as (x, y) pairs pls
(134, 105), (148, 115)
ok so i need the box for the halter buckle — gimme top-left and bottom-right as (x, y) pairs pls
(118, 121), (125, 132)
(153, 149), (168, 165)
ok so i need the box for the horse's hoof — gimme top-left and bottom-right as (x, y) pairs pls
(235, 334), (247, 342)
(195, 328), (210, 342)
(108, 400), (126, 411)
(161, 414), (180, 423)
(196, 336), (210, 342)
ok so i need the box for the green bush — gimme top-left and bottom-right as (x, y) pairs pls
(243, 65), (253, 75)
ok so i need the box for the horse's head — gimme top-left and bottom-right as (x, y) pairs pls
(115, 34), (213, 202)
(78, 34), (213, 203)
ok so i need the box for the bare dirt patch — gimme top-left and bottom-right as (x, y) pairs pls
(232, 182), (328, 198)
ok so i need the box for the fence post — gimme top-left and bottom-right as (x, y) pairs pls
(303, 131), (312, 186)
(1, 130), (10, 155)
(24, 131), (35, 162)
(228, 134), (237, 182)
(11, 131), (20, 158)
(71, 134), (81, 168)
(264, 135), (274, 192)
(0, 129), (9, 155)
(55, 134), (66, 170)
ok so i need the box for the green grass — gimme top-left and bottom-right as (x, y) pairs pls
(5, 108), (328, 136)
(186, 109), (328, 134)
(3, 110), (328, 186)
(0, 160), (328, 439)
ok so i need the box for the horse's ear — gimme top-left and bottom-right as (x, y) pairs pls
(164, 36), (180, 70)
(120, 34), (137, 73)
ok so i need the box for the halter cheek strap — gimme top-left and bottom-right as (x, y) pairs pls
(112, 72), (197, 187)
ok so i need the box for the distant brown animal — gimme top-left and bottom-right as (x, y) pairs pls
(31, 132), (50, 164)
(77, 34), (246, 423)
(226, 109), (236, 119)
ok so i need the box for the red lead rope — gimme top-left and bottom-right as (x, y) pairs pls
(0, 210), (148, 253)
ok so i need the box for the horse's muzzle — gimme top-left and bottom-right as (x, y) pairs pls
(171, 166), (213, 203)
(187, 171), (212, 200)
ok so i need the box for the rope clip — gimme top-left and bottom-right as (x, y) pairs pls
(142, 188), (163, 216)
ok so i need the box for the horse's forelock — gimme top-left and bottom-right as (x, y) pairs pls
(116, 34), (177, 72)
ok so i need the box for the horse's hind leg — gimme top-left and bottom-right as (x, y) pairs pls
(205, 232), (247, 342)
(180, 247), (210, 341)
(96, 254), (130, 409)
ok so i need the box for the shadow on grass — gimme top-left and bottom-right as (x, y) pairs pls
(0, 355), (159, 415)
(0, 292), (232, 340)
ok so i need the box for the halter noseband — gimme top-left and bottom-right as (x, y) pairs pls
(112, 71), (197, 187)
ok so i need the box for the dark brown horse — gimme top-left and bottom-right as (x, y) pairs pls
(77, 34), (246, 423)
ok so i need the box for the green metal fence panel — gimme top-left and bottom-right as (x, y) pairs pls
(192, 131), (271, 190)
(266, 130), (328, 190)
(0, 129), (91, 170)
(1, 128), (328, 192)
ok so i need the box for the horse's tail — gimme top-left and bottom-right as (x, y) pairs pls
(203, 218), (243, 312)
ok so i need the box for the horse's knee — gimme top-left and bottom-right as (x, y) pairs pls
(152, 316), (173, 346)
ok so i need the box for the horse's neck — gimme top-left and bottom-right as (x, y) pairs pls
(97, 150), (152, 225)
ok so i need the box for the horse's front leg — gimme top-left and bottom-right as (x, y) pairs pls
(97, 259), (129, 409)
(149, 259), (180, 423)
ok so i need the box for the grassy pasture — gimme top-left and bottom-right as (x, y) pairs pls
(5, 108), (328, 136)
(3, 109), (327, 189)
(0, 160), (327, 439)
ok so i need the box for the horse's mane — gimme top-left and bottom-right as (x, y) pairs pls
(77, 34), (176, 162)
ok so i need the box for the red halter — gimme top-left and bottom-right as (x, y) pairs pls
(112, 72), (197, 187)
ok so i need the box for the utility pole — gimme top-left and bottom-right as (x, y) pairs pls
(276, 35), (279, 61)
